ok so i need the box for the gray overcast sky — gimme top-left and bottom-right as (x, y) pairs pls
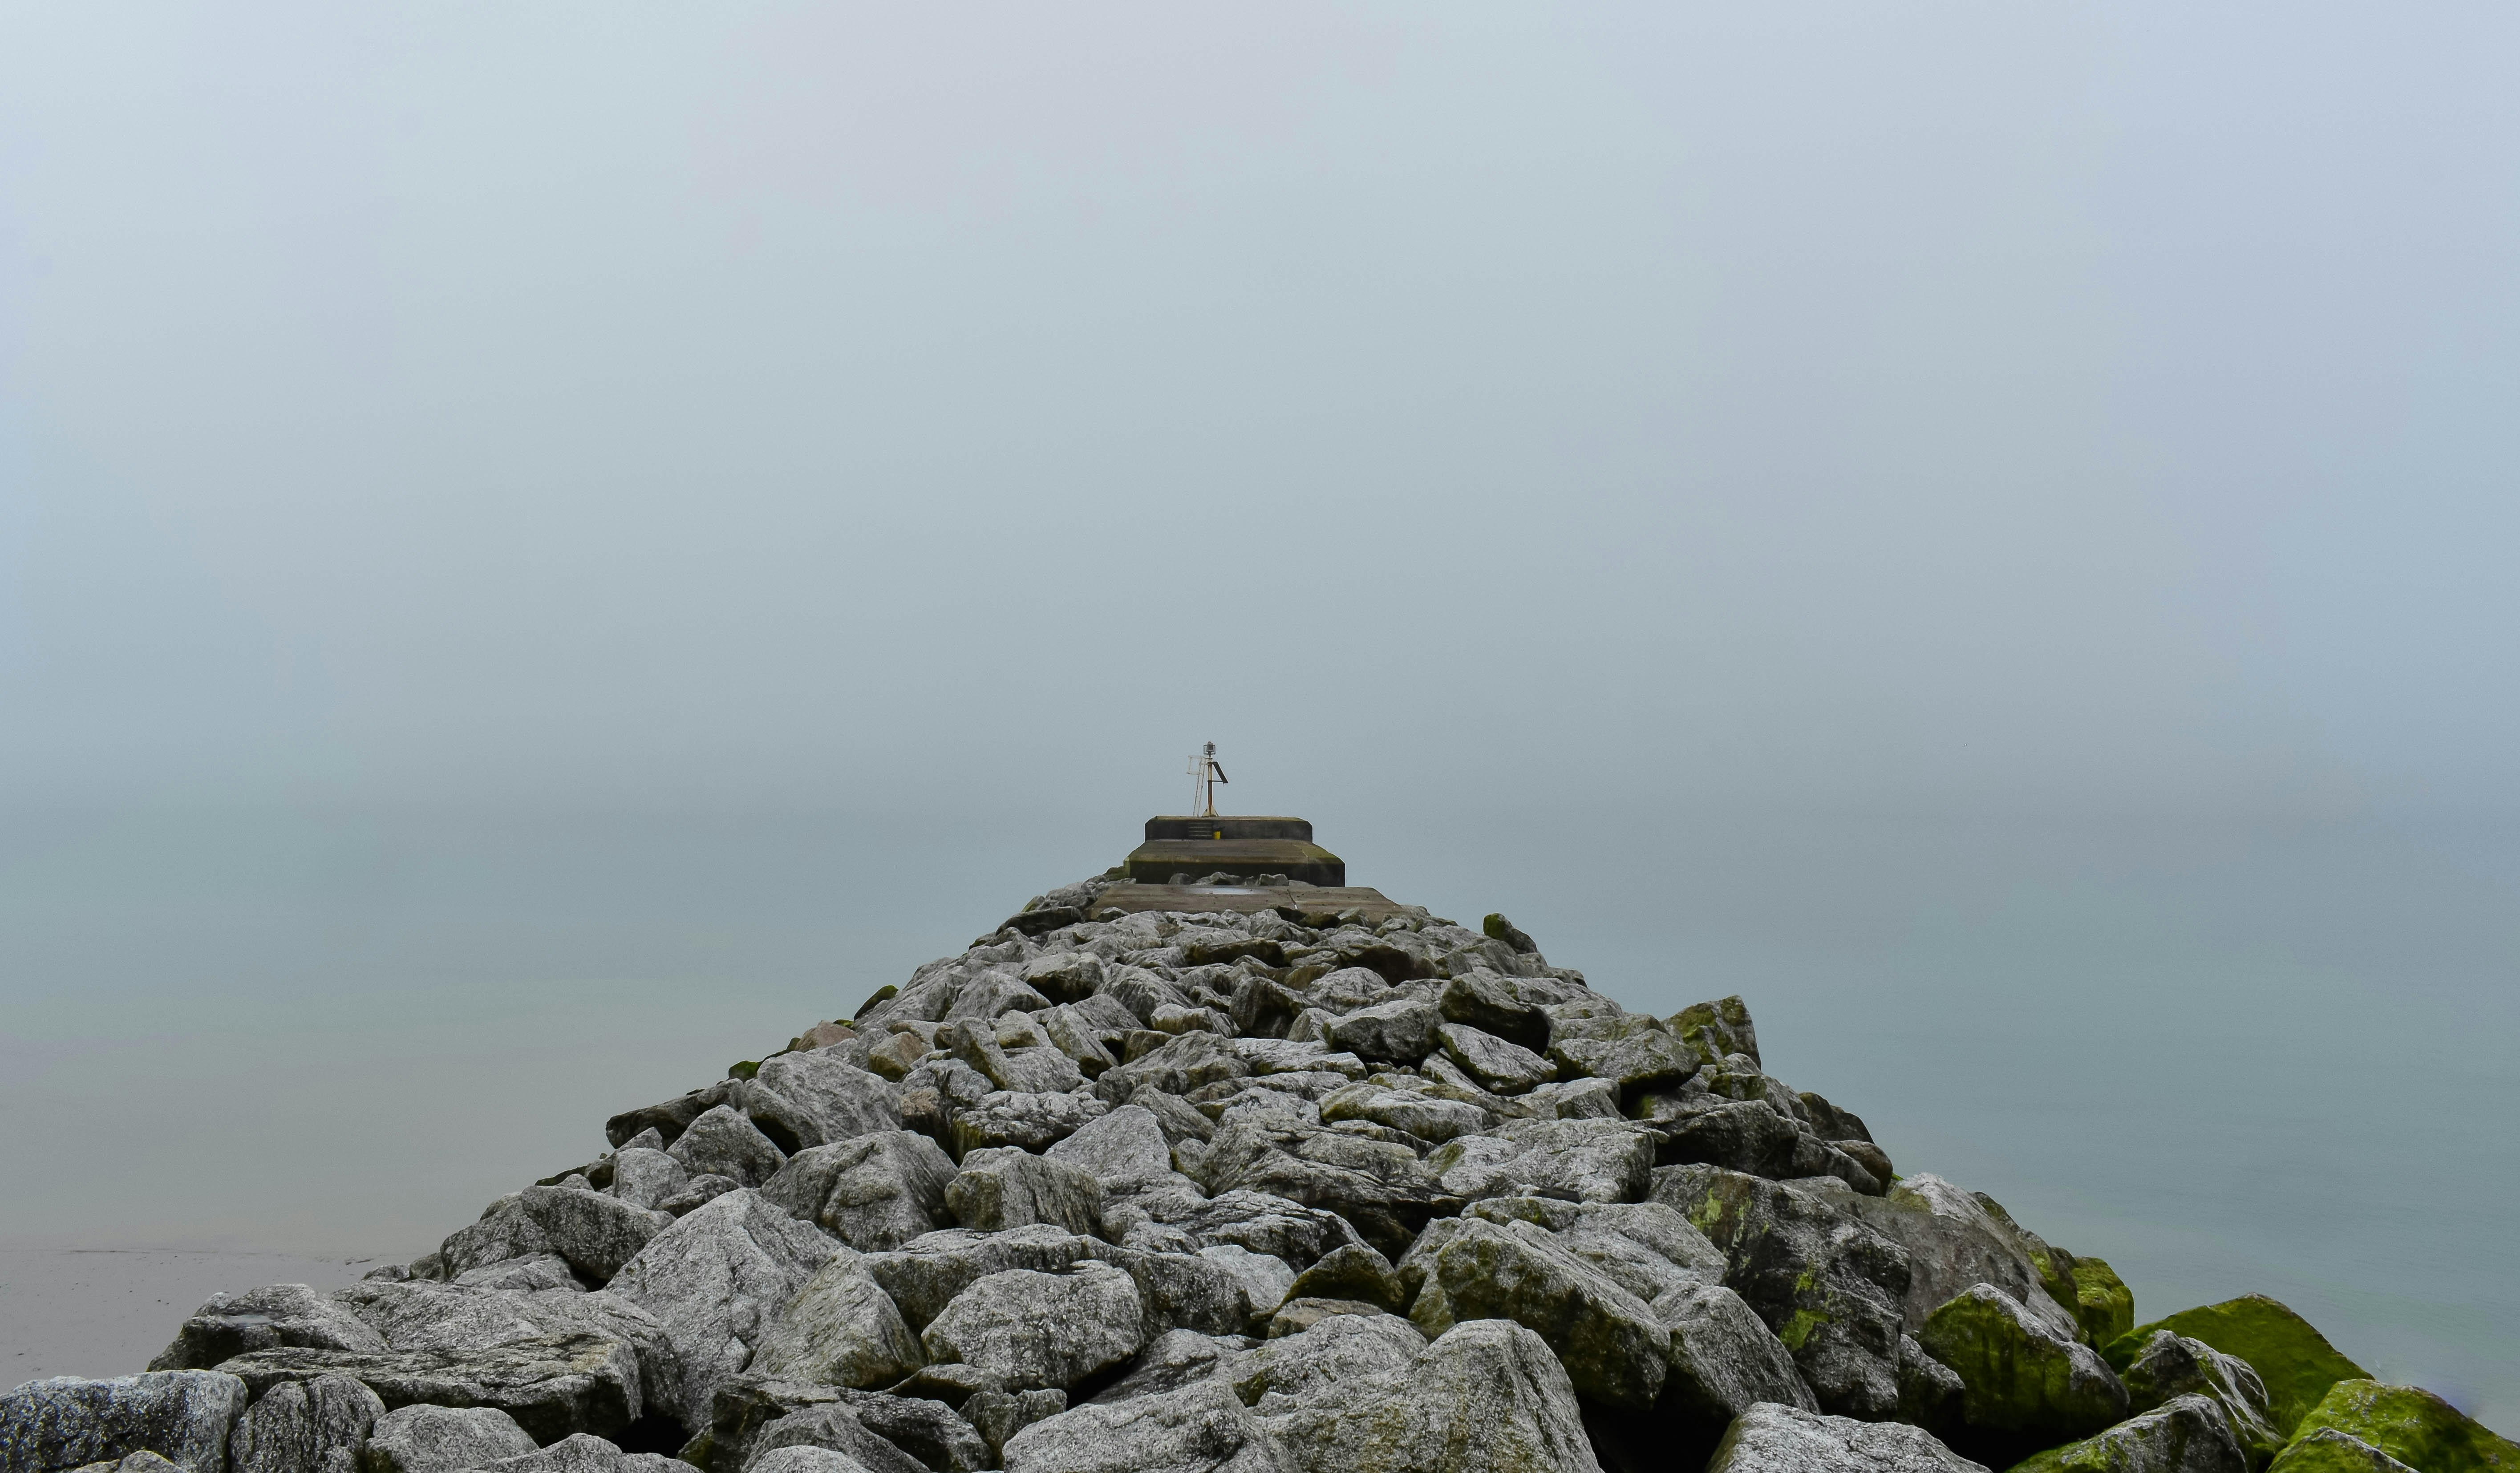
(2, 3), (2514, 823)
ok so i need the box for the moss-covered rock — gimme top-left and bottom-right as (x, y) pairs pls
(2005, 1393), (2249, 1473)
(1669, 995), (1760, 1068)
(2265, 1429), (2416, 1473)
(2068, 1258), (2135, 1348)
(2285, 1380), (2520, 1473)
(2104, 1297), (2366, 1437)
(1921, 1283), (2127, 1455)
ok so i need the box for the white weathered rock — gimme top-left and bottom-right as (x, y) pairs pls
(749, 1257), (925, 1391)
(669, 1105), (790, 1189)
(1002, 1380), (1290, 1473)
(1427, 1117), (1656, 1205)
(761, 1131), (957, 1252)
(604, 1188), (843, 1428)
(227, 1373), (383, 1473)
(358, 1404), (536, 1473)
(518, 1187), (670, 1283)
(1705, 1403), (1986, 1473)
(945, 1148), (1102, 1235)
(608, 1149), (690, 1212)
(920, 1265), (1147, 1393)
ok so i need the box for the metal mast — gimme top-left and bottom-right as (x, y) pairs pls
(1185, 742), (1228, 817)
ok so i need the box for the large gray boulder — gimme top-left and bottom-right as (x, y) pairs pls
(1705, 1402), (1986, 1473)
(919, 1265), (1147, 1393)
(1650, 1165), (1912, 1418)
(737, 1449), (875, 1473)
(605, 1188), (844, 1429)
(1919, 1284), (2129, 1453)
(213, 1333), (642, 1446)
(857, 1226), (1121, 1330)
(2011, 1394), (2249, 1473)
(1195, 1116), (1449, 1258)
(1661, 1282), (1819, 1419)
(747, 1258), (924, 1391)
(687, 1378), (986, 1473)
(1246, 1317), (1603, 1473)
(1002, 1381), (1289, 1473)
(740, 1053), (903, 1154)
(1436, 971), (1552, 1054)
(741, 1404), (926, 1473)
(357, 1404), (535, 1473)
(518, 1187), (670, 1284)
(944, 1149), (1102, 1235)
(1317, 1084), (1495, 1145)
(760, 1132), (957, 1252)
(479, 1432), (687, 1473)
(1647, 1098), (1806, 1178)
(1310, 1001), (1441, 1064)
(2120, 1333), (2285, 1466)
(0, 1372), (249, 1473)
(1044, 1105), (1175, 1193)
(1433, 1024), (1554, 1095)
(437, 1198), (558, 1280)
(1087, 1330), (1256, 1407)
(1144, 1191), (1363, 1272)
(947, 1090), (1110, 1158)
(1428, 1117), (1656, 1205)
(670, 1106), (790, 1189)
(1849, 1176), (2084, 1342)
(148, 1286), (386, 1371)
(227, 1373), (384, 1473)
(1406, 1217), (1669, 1412)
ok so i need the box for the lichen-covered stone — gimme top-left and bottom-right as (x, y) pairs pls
(0, 1372), (249, 1473)
(1195, 1115), (1449, 1258)
(1850, 1175), (2084, 1343)
(1659, 1280), (1818, 1419)
(212, 1333), (642, 1447)
(1919, 1283), (2128, 1449)
(2265, 1429), (2419, 1473)
(1427, 1116), (1655, 1205)
(669, 1106), (790, 1189)
(2284, 1380), (2520, 1473)
(1282, 1243), (1405, 1315)
(944, 1147), (1103, 1235)
(1001, 1380), (1289, 1473)
(357, 1404), (535, 1473)
(2009, 1394), (2251, 1473)
(920, 1265), (1147, 1393)
(1406, 1217), (1669, 1411)
(2071, 1257), (2137, 1347)
(1650, 1164), (1912, 1418)
(227, 1374), (383, 1473)
(2104, 1298), (2369, 1438)
(748, 1257), (924, 1391)
(1702, 1402), (1984, 1473)
(518, 1186), (670, 1284)
(1250, 1318), (1602, 1473)
(148, 1286), (386, 1371)
(760, 1131), (957, 1252)
(605, 1188), (843, 1428)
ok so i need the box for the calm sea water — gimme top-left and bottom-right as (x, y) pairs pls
(4, 805), (2513, 1433)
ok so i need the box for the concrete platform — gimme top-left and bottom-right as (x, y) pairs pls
(1090, 882), (1413, 922)
(1123, 838), (1345, 886)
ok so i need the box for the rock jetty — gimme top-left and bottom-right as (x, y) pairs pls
(7, 871), (2513, 1473)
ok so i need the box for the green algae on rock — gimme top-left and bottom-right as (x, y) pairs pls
(2066, 1258), (2135, 1348)
(2005, 1392), (2249, 1473)
(2106, 1296), (2367, 1437)
(1919, 1284), (2127, 1452)
(2267, 1428), (2419, 1473)
(2285, 1380), (2520, 1473)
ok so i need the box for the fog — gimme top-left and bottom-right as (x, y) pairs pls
(4, 0), (2519, 1429)
(4, 3), (2514, 824)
